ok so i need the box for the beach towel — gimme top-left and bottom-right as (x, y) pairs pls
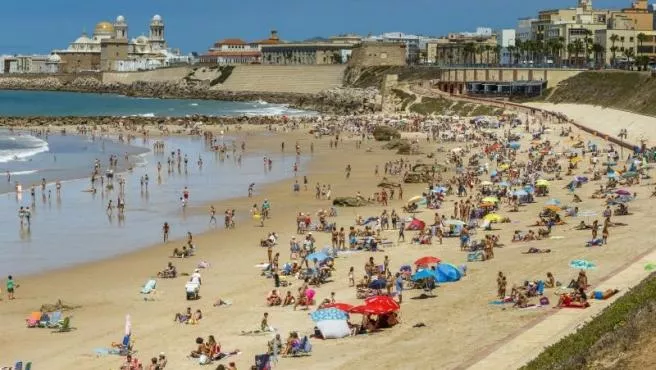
(561, 302), (590, 309)
(25, 312), (42, 328)
(140, 279), (156, 294)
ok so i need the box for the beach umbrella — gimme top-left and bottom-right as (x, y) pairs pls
(498, 181), (510, 187)
(399, 265), (412, 273)
(322, 303), (354, 312)
(414, 256), (441, 266)
(573, 176), (589, 183)
(310, 308), (348, 322)
(365, 295), (400, 311)
(615, 189), (631, 196)
(524, 185), (535, 194)
(306, 251), (330, 262)
(407, 195), (424, 204)
(622, 171), (638, 179)
(480, 181), (493, 186)
(545, 198), (561, 206)
(536, 179), (550, 187)
(435, 263), (463, 282)
(349, 304), (389, 315)
(569, 157), (582, 164)
(412, 269), (438, 281)
(508, 142), (521, 149)
(368, 279), (387, 290)
(483, 213), (504, 222)
(431, 186), (448, 193)
(498, 164), (510, 171)
(577, 210), (597, 218)
(513, 189), (528, 197)
(543, 205), (562, 212)
(444, 219), (466, 226)
(482, 196), (499, 203)
(570, 259), (596, 270)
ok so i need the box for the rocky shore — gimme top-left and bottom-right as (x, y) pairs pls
(0, 75), (381, 115)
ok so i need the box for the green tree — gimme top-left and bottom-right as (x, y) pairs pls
(506, 45), (516, 65)
(624, 47), (635, 70)
(610, 34), (619, 67)
(494, 44), (502, 65)
(636, 55), (650, 71)
(463, 43), (475, 65)
(566, 43), (575, 66)
(573, 39), (585, 68)
(592, 43), (604, 68)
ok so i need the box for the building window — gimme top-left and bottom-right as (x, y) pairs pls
(381, 52), (388, 59)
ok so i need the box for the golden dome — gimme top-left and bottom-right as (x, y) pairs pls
(94, 21), (115, 35)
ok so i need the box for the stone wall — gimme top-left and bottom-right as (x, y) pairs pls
(349, 43), (407, 67)
(102, 66), (193, 84)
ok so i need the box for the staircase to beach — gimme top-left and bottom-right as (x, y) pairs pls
(213, 65), (346, 94)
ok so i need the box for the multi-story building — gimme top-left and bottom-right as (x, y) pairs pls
(199, 31), (281, 65)
(595, 28), (638, 65)
(516, 17), (538, 42)
(1, 55), (52, 74)
(497, 29), (516, 65)
(261, 42), (354, 65)
(426, 28), (499, 65)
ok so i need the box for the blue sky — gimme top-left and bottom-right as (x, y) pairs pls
(0, 0), (630, 54)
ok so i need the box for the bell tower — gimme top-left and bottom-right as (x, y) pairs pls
(149, 14), (166, 50)
(114, 15), (128, 40)
(578, 0), (592, 11)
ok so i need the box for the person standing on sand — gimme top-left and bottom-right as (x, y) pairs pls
(398, 222), (405, 243)
(163, 222), (170, 243)
(24, 207), (31, 228)
(6, 275), (16, 300)
(345, 164), (351, 179)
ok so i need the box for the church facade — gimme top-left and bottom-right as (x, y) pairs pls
(52, 15), (188, 73)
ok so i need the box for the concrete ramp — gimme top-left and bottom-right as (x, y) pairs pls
(214, 65), (346, 94)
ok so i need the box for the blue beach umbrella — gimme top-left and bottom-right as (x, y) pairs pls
(513, 189), (528, 197)
(306, 252), (330, 262)
(570, 259), (596, 270)
(523, 185), (535, 194)
(498, 181), (510, 188)
(310, 308), (348, 322)
(508, 142), (521, 150)
(411, 269), (438, 281)
(368, 279), (387, 290)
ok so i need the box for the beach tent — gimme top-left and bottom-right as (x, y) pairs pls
(435, 263), (462, 283)
(411, 269), (438, 281)
(406, 218), (426, 231)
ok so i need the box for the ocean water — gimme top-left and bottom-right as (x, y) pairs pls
(0, 90), (312, 117)
(0, 91), (311, 276)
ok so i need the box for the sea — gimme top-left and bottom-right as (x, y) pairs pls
(0, 91), (311, 276)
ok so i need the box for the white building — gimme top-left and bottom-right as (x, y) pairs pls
(516, 17), (537, 42)
(497, 29), (516, 65)
(1, 55), (51, 74)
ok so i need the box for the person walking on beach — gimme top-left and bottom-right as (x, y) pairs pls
(209, 206), (217, 225)
(24, 207), (31, 228)
(163, 222), (170, 243)
(18, 206), (25, 227)
(398, 222), (405, 243)
(56, 180), (61, 197)
(345, 164), (351, 179)
(106, 200), (114, 216)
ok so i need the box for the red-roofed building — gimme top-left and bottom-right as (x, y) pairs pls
(200, 30), (281, 64)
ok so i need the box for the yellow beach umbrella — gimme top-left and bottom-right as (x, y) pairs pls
(536, 179), (550, 187)
(484, 213), (504, 222)
(498, 164), (510, 171)
(482, 196), (499, 203)
(569, 157), (582, 164)
(407, 195), (424, 204)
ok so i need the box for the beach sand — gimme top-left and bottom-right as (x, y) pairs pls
(526, 102), (656, 146)
(1, 116), (655, 370)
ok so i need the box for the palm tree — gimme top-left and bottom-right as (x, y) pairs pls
(463, 43), (475, 65)
(636, 55), (650, 71)
(484, 44), (492, 65)
(477, 45), (486, 65)
(610, 46), (619, 67)
(637, 32), (647, 69)
(506, 45), (516, 66)
(494, 44), (502, 65)
(610, 34), (619, 67)
(515, 39), (524, 64)
(573, 39), (585, 68)
(592, 43), (604, 68)
(566, 43), (575, 67)
(624, 48), (635, 70)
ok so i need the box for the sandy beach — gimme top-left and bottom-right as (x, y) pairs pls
(1, 110), (656, 370)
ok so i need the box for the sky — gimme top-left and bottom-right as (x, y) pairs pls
(0, 0), (632, 55)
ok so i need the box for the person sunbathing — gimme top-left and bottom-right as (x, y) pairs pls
(157, 262), (177, 278)
(186, 309), (203, 325)
(282, 291), (296, 306)
(522, 230), (537, 241)
(573, 221), (592, 230)
(513, 292), (529, 308)
(523, 247), (551, 254)
(281, 332), (300, 356)
(172, 246), (192, 258)
(174, 307), (192, 323)
(267, 290), (282, 306)
(545, 272), (556, 288)
(213, 298), (230, 307)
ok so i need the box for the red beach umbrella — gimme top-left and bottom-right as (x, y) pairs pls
(414, 256), (441, 266)
(365, 295), (401, 311)
(349, 304), (390, 315)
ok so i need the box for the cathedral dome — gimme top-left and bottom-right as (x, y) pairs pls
(152, 14), (162, 22)
(94, 21), (115, 35)
(116, 15), (125, 23)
